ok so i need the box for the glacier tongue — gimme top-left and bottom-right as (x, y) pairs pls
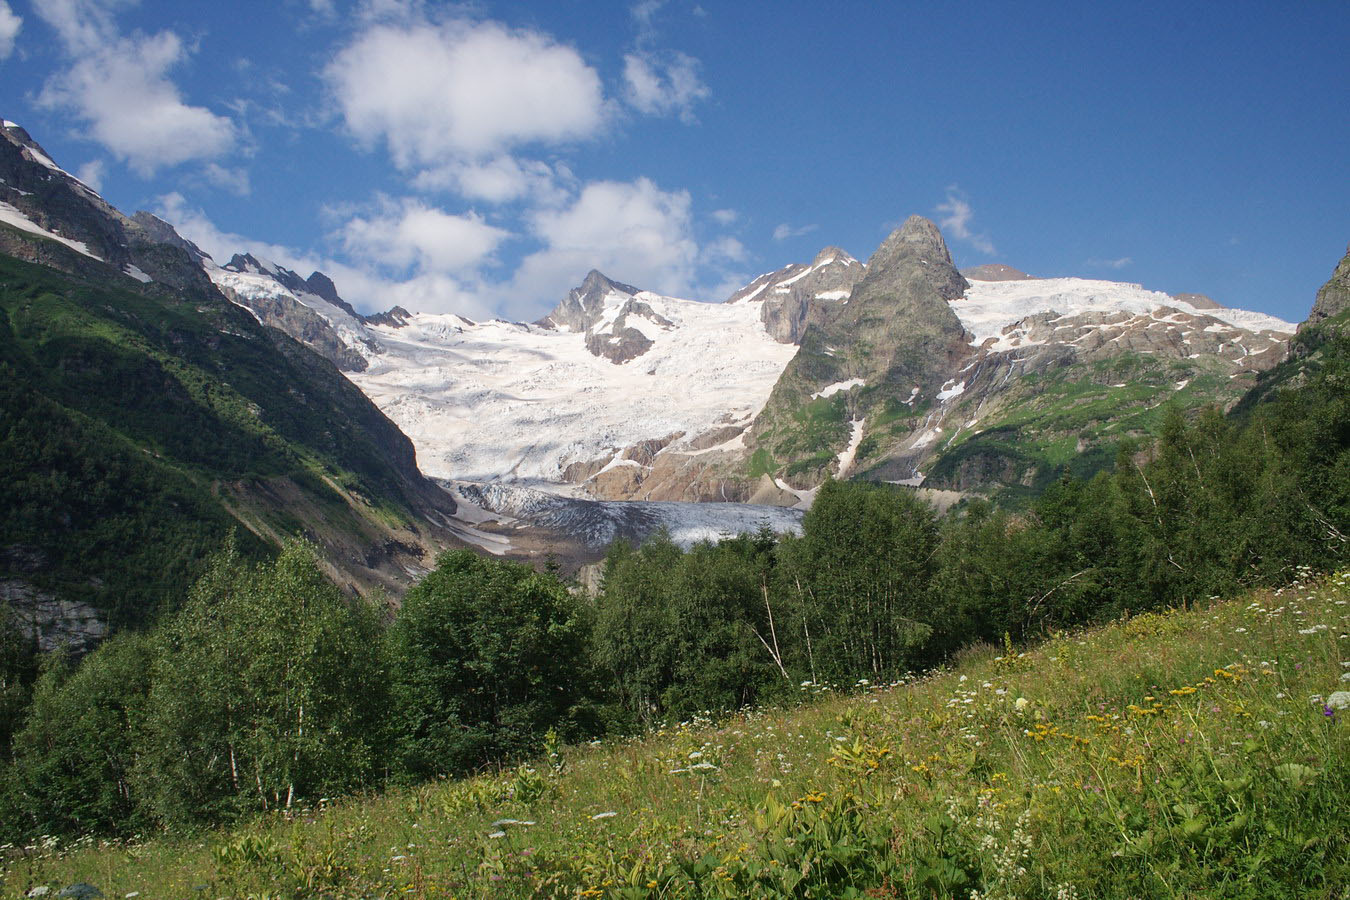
(350, 292), (799, 483)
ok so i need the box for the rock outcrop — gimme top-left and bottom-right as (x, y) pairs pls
(727, 246), (865, 343)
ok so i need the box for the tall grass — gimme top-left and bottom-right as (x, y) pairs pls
(6, 569), (1349, 898)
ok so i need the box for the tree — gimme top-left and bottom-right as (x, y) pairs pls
(777, 480), (939, 682)
(4, 633), (152, 839)
(386, 550), (592, 780)
(137, 539), (385, 825)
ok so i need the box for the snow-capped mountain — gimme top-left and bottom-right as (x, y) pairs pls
(4, 117), (1296, 509)
(208, 219), (1296, 506)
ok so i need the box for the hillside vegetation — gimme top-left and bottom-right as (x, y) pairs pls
(6, 568), (1349, 899)
(0, 248), (458, 626)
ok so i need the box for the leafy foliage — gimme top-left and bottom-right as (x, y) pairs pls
(386, 550), (593, 781)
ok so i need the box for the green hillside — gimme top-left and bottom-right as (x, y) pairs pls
(0, 246), (455, 627)
(10, 569), (1348, 899)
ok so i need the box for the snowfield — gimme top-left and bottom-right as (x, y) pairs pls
(350, 290), (799, 483)
(954, 277), (1295, 351)
(210, 258), (1297, 499)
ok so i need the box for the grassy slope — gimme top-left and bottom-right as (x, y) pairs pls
(8, 571), (1349, 898)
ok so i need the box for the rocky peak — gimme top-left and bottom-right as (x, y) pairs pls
(726, 246), (866, 342)
(304, 271), (363, 320)
(365, 305), (414, 328)
(1302, 245), (1350, 331)
(864, 215), (968, 302)
(537, 269), (642, 332)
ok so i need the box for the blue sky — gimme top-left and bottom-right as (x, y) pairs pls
(0, 0), (1345, 323)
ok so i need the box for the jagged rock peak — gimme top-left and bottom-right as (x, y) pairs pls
(870, 215), (953, 267)
(537, 269), (642, 331)
(131, 211), (211, 262)
(1303, 244), (1350, 331)
(811, 246), (860, 267)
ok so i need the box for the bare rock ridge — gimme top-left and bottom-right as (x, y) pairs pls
(726, 245), (865, 343)
(218, 254), (371, 372)
(1303, 244), (1350, 330)
(534, 268), (676, 364)
(0, 122), (220, 295)
(536, 269), (643, 332)
(1170, 292), (1223, 310)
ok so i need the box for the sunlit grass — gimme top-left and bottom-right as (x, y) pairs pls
(7, 569), (1349, 898)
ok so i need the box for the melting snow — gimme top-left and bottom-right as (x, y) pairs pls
(953, 277), (1295, 351)
(936, 380), (966, 402)
(810, 378), (865, 400)
(836, 417), (866, 477)
(124, 264), (153, 283)
(0, 202), (101, 259)
(814, 289), (850, 301)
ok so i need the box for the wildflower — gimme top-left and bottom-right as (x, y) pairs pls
(591, 811), (617, 820)
(1327, 691), (1350, 710)
(1014, 697), (1030, 711)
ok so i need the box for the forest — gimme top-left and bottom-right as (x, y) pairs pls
(1, 317), (1346, 842)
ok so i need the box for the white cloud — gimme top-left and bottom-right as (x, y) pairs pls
(34, 1), (236, 175)
(153, 191), (499, 319)
(74, 159), (105, 191)
(702, 235), (746, 264)
(773, 222), (818, 241)
(411, 155), (570, 205)
(510, 177), (698, 308)
(203, 163), (251, 195)
(621, 51), (708, 122)
(1085, 256), (1133, 270)
(0, 1), (21, 59)
(935, 188), (996, 255)
(325, 19), (606, 168)
(710, 208), (738, 226)
(338, 196), (511, 274)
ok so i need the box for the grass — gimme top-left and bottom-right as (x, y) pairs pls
(6, 570), (1350, 898)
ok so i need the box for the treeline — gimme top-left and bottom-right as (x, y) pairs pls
(1, 326), (1346, 841)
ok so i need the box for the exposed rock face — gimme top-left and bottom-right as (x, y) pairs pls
(1303, 245), (1350, 330)
(219, 254), (370, 372)
(1170, 292), (1223, 310)
(747, 216), (973, 482)
(0, 124), (223, 296)
(537, 269), (643, 332)
(961, 263), (1035, 281)
(727, 246), (865, 343)
(364, 305), (414, 328)
(2, 579), (108, 656)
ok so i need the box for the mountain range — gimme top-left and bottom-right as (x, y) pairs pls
(0, 117), (1331, 645)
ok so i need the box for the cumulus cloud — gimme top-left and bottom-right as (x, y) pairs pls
(338, 196), (511, 274)
(325, 18), (605, 168)
(154, 191), (499, 318)
(203, 163), (251, 195)
(622, 51), (709, 122)
(710, 208), (738, 226)
(935, 188), (996, 255)
(74, 159), (105, 191)
(702, 235), (746, 264)
(1085, 256), (1133, 270)
(772, 222), (818, 241)
(0, 1), (21, 59)
(411, 155), (570, 205)
(34, 0), (237, 176)
(510, 177), (698, 307)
